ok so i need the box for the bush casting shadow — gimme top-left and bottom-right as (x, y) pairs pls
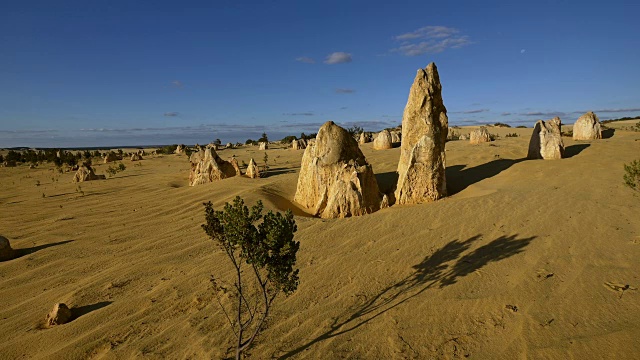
(446, 159), (524, 195)
(278, 234), (535, 358)
(70, 301), (112, 321)
(5, 240), (74, 261)
(564, 144), (590, 158)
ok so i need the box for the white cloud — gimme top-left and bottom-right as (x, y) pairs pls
(324, 52), (352, 64)
(171, 80), (183, 88)
(392, 26), (471, 56)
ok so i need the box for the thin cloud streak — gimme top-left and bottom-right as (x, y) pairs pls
(295, 56), (315, 64)
(392, 26), (471, 56)
(335, 88), (355, 94)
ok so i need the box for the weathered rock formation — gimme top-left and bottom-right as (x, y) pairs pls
(294, 121), (381, 218)
(73, 165), (105, 183)
(130, 153), (143, 161)
(226, 142), (233, 149)
(469, 126), (491, 144)
(246, 158), (260, 178)
(175, 145), (184, 154)
(395, 63), (448, 204)
(527, 117), (565, 160)
(103, 152), (119, 163)
(292, 139), (307, 150)
(45, 303), (72, 327)
(188, 148), (237, 186)
(390, 131), (401, 144)
(0, 236), (14, 261)
(573, 111), (602, 140)
(358, 132), (371, 144)
(229, 157), (242, 176)
(373, 130), (393, 150)
(258, 142), (268, 150)
(459, 134), (468, 141)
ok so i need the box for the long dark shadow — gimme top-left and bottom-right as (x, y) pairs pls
(446, 158), (525, 195)
(601, 128), (615, 139)
(71, 301), (112, 321)
(277, 234), (535, 358)
(5, 240), (74, 261)
(564, 144), (590, 158)
(375, 171), (399, 194)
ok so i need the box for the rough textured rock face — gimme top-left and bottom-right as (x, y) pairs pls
(73, 165), (105, 183)
(45, 303), (72, 327)
(292, 139), (307, 150)
(229, 157), (242, 176)
(0, 236), (14, 261)
(527, 117), (565, 160)
(246, 158), (260, 178)
(390, 131), (402, 144)
(226, 142), (233, 149)
(259, 142), (268, 150)
(573, 111), (602, 140)
(130, 153), (143, 161)
(358, 132), (371, 144)
(469, 126), (491, 144)
(373, 130), (393, 150)
(395, 63), (448, 204)
(459, 134), (468, 141)
(175, 145), (184, 154)
(188, 148), (237, 186)
(294, 121), (381, 218)
(103, 152), (119, 163)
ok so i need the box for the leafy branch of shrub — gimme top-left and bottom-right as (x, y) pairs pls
(202, 197), (299, 359)
(623, 160), (640, 191)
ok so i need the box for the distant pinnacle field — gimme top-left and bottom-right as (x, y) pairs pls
(1, 121), (640, 359)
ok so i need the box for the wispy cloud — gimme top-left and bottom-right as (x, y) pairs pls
(283, 112), (314, 116)
(335, 88), (355, 94)
(295, 56), (315, 64)
(574, 107), (640, 114)
(164, 112), (180, 117)
(451, 108), (489, 114)
(340, 107), (348, 110)
(519, 111), (566, 118)
(392, 26), (471, 56)
(171, 80), (183, 88)
(324, 52), (352, 64)
(501, 112), (512, 116)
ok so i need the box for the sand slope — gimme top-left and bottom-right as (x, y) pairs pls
(1, 123), (639, 359)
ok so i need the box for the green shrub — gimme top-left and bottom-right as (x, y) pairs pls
(280, 135), (297, 144)
(202, 197), (299, 359)
(505, 133), (519, 138)
(623, 160), (640, 191)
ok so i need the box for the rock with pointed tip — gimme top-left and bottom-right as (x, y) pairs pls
(395, 63), (448, 205)
(246, 158), (260, 178)
(45, 303), (72, 327)
(188, 148), (237, 186)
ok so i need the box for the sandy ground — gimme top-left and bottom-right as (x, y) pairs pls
(1, 121), (639, 359)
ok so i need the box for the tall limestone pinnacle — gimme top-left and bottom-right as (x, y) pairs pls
(395, 63), (449, 204)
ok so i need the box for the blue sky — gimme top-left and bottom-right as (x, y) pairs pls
(1, 0), (639, 147)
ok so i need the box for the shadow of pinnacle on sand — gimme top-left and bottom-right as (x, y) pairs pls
(277, 234), (536, 359)
(3, 240), (74, 262)
(446, 158), (525, 195)
(70, 301), (112, 321)
(564, 144), (590, 158)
